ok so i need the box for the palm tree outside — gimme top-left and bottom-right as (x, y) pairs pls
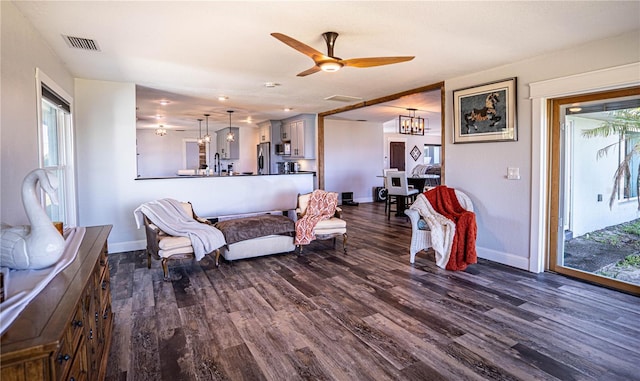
(581, 107), (640, 209)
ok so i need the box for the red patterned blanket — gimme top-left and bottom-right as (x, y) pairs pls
(425, 186), (477, 270)
(295, 190), (338, 245)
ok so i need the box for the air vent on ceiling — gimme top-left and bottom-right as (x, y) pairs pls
(324, 95), (363, 103)
(62, 35), (101, 51)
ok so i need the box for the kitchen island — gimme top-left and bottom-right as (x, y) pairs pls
(133, 171), (315, 219)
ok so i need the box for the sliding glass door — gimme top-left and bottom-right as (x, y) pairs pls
(549, 87), (640, 294)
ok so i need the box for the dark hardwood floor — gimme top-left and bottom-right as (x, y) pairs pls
(105, 201), (640, 381)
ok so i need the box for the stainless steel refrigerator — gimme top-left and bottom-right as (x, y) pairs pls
(257, 142), (270, 175)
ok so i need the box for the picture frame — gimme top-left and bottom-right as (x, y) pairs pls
(453, 77), (517, 143)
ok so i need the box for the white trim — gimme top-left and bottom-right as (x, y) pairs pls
(108, 239), (145, 254)
(477, 246), (529, 271)
(529, 62), (640, 99)
(528, 62), (640, 273)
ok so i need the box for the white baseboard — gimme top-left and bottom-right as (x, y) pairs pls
(477, 246), (530, 271)
(107, 239), (145, 254)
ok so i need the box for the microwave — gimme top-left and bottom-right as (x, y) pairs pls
(276, 142), (291, 155)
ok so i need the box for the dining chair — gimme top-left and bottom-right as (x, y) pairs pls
(382, 168), (398, 213)
(385, 171), (419, 220)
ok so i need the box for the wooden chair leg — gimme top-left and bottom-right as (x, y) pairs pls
(215, 249), (221, 267)
(161, 258), (170, 281)
(342, 233), (347, 253)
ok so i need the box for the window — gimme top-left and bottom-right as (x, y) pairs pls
(423, 144), (441, 165)
(37, 69), (76, 226)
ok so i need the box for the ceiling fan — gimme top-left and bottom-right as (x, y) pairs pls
(271, 32), (415, 77)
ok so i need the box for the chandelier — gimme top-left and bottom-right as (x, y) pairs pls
(226, 110), (235, 142)
(203, 114), (211, 143)
(155, 125), (167, 136)
(398, 108), (425, 136)
(197, 118), (204, 145)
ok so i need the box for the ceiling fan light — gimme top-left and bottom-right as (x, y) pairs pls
(319, 61), (343, 72)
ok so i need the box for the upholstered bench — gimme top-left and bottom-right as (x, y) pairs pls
(213, 213), (296, 265)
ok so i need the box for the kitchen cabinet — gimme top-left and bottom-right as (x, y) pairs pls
(1, 226), (113, 381)
(281, 119), (315, 159)
(257, 121), (272, 143)
(216, 127), (239, 160)
(280, 122), (291, 141)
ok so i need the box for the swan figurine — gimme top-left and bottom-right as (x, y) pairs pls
(1, 169), (65, 269)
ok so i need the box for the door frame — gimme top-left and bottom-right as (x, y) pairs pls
(548, 87), (640, 294)
(529, 63), (640, 277)
(317, 82), (445, 189)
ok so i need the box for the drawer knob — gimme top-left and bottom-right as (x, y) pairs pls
(57, 353), (71, 363)
(101, 280), (108, 290)
(72, 320), (83, 327)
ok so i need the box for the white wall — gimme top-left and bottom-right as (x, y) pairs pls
(324, 120), (384, 202)
(137, 129), (201, 177)
(1, 1), (75, 226)
(444, 30), (640, 271)
(570, 116), (637, 236)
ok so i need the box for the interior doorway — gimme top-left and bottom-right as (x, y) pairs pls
(317, 82), (445, 189)
(548, 87), (640, 295)
(389, 142), (406, 171)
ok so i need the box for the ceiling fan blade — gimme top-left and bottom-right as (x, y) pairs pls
(342, 56), (415, 68)
(271, 33), (329, 62)
(297, 66), (322, 77)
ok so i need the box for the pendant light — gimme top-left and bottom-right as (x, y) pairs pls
(155, 125), (167, 136)
(197, 118), (204, 145)
(226, 110), (235, 142)
(203, 114), (211, 143)
(398, 108), (425, 136)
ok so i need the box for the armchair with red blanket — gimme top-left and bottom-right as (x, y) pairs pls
(295, 190), (347, 254)
(405, 186), (477, 270)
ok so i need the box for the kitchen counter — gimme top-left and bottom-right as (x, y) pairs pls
(130, 172), (315, 219)
(135, 171), (315, 180)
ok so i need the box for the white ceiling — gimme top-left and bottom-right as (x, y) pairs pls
(13, 1), (640, 132)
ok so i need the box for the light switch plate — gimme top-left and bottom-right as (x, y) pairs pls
(507, 167), (520, 180)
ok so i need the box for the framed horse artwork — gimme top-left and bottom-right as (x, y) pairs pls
(453, 78), (517, 143)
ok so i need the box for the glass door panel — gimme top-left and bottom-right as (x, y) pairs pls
(549, 88), (640, 295)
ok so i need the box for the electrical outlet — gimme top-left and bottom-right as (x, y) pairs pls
(507, 167), (520, 180)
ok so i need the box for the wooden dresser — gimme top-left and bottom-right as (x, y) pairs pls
(1, 225), (113, 381)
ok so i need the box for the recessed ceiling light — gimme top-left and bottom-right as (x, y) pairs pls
(264, 82), (280, 88)
(284, 107), (292, 112)
(159, 100), (170, 106)
(569, 103), (582, 112)
(154, 114), (163, 119)
(218, 96), (228, 101)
